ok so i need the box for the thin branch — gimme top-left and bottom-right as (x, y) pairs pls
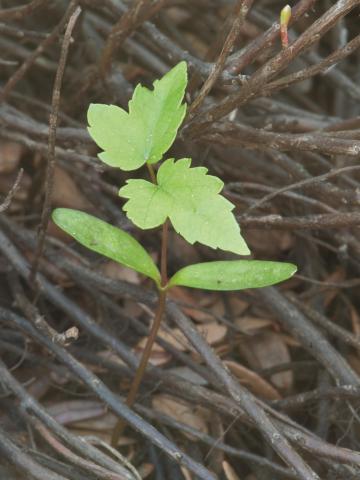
(286, 292), (360, 352)
(0, 358), (134, 480)
(0, 168), (23, 213)
(30, 4), (81, 282)
(29, 416), (137, 480)
(261, 33), (360, 98)
(239, 212), (360, 229)
(227, 0), (317, 74)
(10, 273), (78, 347)
(188, 0), (254, 116)
(165, 303), (321, 479)
(273, 385), (360, 411)
(99, 0), (168, 77)
(0, 0), (47, 21)
(242, 164), (360, 215)
(201, 122), (360, 157)
(0, 2), (78, 103)
(0, 306), (217, 480)
(257, 287), (360, 386)
(188, 0), (360, 135)
(0, 424), (67, 480)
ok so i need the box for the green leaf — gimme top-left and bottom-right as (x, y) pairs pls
(168, 260), (297, 291)
(87, 62), (187, 171)
(119, 158), (250, 255)
(52, 208), (161, 285)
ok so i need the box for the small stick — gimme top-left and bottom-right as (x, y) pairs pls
(0, 424), (67, 480)
(0, 2), (78, 103)
(188, 0), (254, 116)
(0, 0), (46, 21)
(0, 168), (23, 213)
(243, 164), (360, 215)
(30, 4), (81, 283)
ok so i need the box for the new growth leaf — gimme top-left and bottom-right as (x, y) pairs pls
(87, 62), (187, 171)
(169, 260), (297, 290)
(52, 209), (161, 285)
(119, 158), (250, 255)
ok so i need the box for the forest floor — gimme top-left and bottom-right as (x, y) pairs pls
(1, 1), (360, 479)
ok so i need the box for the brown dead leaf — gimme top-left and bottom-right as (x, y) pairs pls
(350, 306), (360, 338)
(279, 333), (301, 348)
(156, 322), (226, 352)
(347, 354), (360, 376)
(228, 296), (249, 316)
(123, 299), (144, 320)
(53, 166), (91, 210)
(244, 229), (294, 257)
(183, 32), (208, 57)
(169, 286), (214, 322)
(169, 287), (226, 323)
(224, 360), (281, 400)
(238, 332), (292, 391)
(234, 316), (274, 335)
(208, 297), (226, 319)
(137, 463), (154, 479)
(24, 249), (69, 284)
(323, 268), (346, 307)
(166, 7), (191, 26)
(180, 466), (193, 480)
(169, 230), (201, 265)
(47, 400), (105, 425)
(157, 327), (190, 352)
(214, 343), (232, 358)
(0, 141), (23, 173)
(152, 394), (208, 438)
(222, 460), (241, 480)
(135, 337), (172, 366)
(97, 350), (126, 368)
(197, 323), (227, 345)
(70, 411), (135, 447)
(101, 260), (140, 284)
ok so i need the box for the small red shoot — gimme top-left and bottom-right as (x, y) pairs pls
(280, 4), (292, 48)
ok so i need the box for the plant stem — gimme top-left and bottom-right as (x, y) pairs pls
(111, 215), (169, 447)
(128, 289), (166, 408)
(146, 163), (156, 184)
(160, 220), (169, 286)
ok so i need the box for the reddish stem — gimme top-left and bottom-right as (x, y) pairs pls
(111, 174), (169, 446)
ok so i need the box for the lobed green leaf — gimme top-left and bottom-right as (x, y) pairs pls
(119, 158), (250, 255)
(168, 260), (297, 291)
(87, 62), (187, 171)
(52, 208), (161, 285)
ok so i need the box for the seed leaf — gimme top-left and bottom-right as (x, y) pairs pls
(52, 208), (161, 285)
(87, 62), (187, 171)
(169, 260), (297, 291)
(119, 158), (250, 255)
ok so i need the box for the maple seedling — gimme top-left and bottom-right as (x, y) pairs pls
(52, 62), (297, 446)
